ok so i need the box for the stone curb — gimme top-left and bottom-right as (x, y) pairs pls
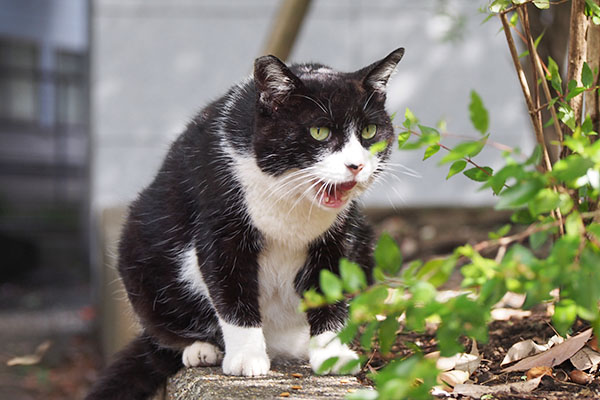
(166, 363), (369, 399)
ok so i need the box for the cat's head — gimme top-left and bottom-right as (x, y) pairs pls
(252, 48), (404, 210)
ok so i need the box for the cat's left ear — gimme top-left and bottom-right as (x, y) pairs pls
(254, 55), (302, 111)
(359, 47), (405, 93)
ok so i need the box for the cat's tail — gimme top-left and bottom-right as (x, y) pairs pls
(85, 333), (182, 400)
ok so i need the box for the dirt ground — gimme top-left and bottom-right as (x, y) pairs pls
(1, 208), (598, 399)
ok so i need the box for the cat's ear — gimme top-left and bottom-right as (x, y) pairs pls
(254, 55), (302, 110)
(359, 47), (405, 93)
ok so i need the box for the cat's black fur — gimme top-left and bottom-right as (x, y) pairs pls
(86, 48), (404, 400)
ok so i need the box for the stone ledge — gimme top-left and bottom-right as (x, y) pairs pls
(166, 363), (368, 399)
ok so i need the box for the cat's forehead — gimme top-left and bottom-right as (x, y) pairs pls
(290, 64), (370, 110)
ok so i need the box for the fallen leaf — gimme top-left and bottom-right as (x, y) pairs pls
(501, 339), (549, 366)
(570, 346), (600, 372)
(438, 370), (470, 389)
(291, 385), (302, 390)
(503, 328), (592, 372)
(6, 340), (52, 367)
(454, 376), (542, 397)
(426, 340), (481, 374)
(291, 373), (303, 378)
(491, 308), (531, 321)
(279, 392), (290, 397)
(526, 366), (553, 380)
(569, 370), (593, 385)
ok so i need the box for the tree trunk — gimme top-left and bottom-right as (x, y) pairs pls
(261, 0), (312, 61)
(586, 6), (600, 136)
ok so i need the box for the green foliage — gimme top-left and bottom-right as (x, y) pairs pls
(302, 3), (600, 399)
(469, 90), (489, 135)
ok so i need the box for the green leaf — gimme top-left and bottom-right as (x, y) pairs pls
(447, 160), (467, 179)
(463, 166), (493, 182)
(301, 289), (326, 311)
(529, 230), (548, 250)
(416, 257), (457, 287)
(566, 86), (586, 102)
(397, 131), (411, 149)
(403, 107), (418, 129)
(374, 233), (403, 275)
(469, 90), (489, 135)
(496, 179), (545, 209)
(528, 188), (560, 215)
(339, 259), (367, 294)
(533, 0), (549, 9)
(369, 140), (388, 155)
(553, 299), (577, 336)
(390, 111), (397, 121)
(360, 321), (378, 350)
(338, 322), (359, 344)
(319, 270), (343, 302)
(552, 155), (594, 183)
(547, 56), (562, 93)
(337, 357), (363, 375)
(557, 103), (576, 131)
(489, 0), (511, 12)
(423, 144), (440, 160)
(316, 356), (339, 375)
(440, 137), (487, 164)
(565, 212), (584, 238)
(379, 315), (399, 355)
(582, 61), (594, 88)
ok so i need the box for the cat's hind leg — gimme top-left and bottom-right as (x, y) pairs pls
(182, 341), (224, 367)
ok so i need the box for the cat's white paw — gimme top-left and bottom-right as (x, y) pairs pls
(222, 350), (271, 376)
(309, 331), (360, 375)
(182, 341), (224, 367)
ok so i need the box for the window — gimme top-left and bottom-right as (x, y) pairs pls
(56, 51), (86, 126)
(0, 39), (39, 122)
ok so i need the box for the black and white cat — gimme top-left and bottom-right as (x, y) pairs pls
(86, 48), (404, 400)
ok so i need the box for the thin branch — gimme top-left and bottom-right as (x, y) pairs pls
(519, 5), (565, 234)
(499, 12), (553, 173)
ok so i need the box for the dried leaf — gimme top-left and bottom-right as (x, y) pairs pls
(438, 370), (470, 389)
(6, 340), (51, 367)
(491, 308), (532, 321)
(526, 366), (553, 380)
(454, 376), (542, 397)
(503, 329), (592, 372)
(501, 339), (549, 366)
(569, 369), (593, 385)
(570, 346), (600, 372)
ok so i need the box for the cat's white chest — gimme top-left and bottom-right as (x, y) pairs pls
(231, 154), (340, 245)
(257, 238), (310, 359)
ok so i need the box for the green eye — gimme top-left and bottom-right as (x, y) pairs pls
(309, 126), (331, 141)
(361, 124), (377, 140)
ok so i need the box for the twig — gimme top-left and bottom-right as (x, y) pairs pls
(499, 12), (553, 173)
(518, 5), (565, 234)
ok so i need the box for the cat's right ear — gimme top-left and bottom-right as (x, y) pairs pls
(254, 55), (302, 111)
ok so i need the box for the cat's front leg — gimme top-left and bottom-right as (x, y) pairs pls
(306, 304), (360, 375)
(219, 319), (270, 376)
(201, 246), (270, 377)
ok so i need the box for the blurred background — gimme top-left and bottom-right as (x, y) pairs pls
(1, 0), (565, 398)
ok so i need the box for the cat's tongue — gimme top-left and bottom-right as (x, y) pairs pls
(321, 181), (356, 208)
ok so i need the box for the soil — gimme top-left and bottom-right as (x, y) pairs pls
(356, 313), (600, 399)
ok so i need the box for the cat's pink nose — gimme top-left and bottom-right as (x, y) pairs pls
(346, 163), (364, 175)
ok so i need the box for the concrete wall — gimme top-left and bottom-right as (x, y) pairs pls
(91, 0), (533, 211)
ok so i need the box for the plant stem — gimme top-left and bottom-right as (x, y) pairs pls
(499, 12), (553, 173)
(565, 0), (589, 129)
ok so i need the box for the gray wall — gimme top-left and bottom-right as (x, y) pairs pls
(91, 0), (532, 211)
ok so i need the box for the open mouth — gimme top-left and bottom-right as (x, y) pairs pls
(314, 180), (357, 208)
